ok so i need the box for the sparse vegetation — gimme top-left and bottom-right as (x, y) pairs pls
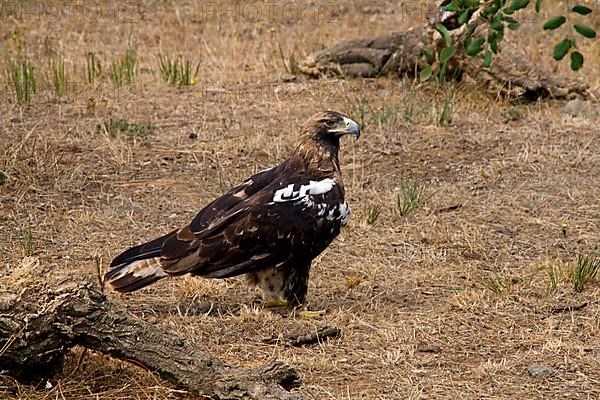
(278, 43), (300, 75)
(571, 251), (599, 292)
(396, 180), (424, 217)
(545, 261), (563, 292)
(109, 47), (137, 88)
(20, 225), (35, 256)
(371, 103), (398, 127)
(51, 56), (66, 97)
(96, 118), (154, 140)
(7, 58), (36, 105)
(342, 91), (369, 130)
(365, 205), (382, 224)
(157, 54), (200, 87)
(86, 52), (102, 85)
(481, 272), (511, 295)
(437, 84), (455, 126)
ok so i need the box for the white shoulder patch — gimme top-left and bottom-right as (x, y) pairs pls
(308, 178), (336, 195)
(272, 178), (336, 203)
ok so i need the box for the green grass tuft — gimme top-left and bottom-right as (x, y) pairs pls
(109, 48), (137, 88)
(481, 272), (510, 295)
(437, 84), (454, 126)
(96, 118), (154, 140)
(396, 180), (424, 217)
(365, 205), (382, 225)
(86, 52), (102, 85)
(157, 54), (200, 87)
(571, 251), (599, 292)
(545, 261), (563, 292)
(7, 58), (36, 105)
(21, 225), (35, 256)
(51, 56), (66, 98)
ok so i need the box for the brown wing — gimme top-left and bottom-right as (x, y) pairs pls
(158, 175), (347, 279)
(109, 166), (277, 270)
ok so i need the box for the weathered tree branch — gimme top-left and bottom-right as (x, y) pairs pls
(300, 7), (593, 100)
(0, 259), (305, 399)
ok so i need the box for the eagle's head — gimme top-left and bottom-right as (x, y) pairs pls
(293, 111), (360, 167)
(300, 110), (360, 143)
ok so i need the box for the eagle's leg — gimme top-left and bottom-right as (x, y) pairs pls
(284, 264), (325, 319)
(247, 268), (290, 313)
(249, 265), (323, 318)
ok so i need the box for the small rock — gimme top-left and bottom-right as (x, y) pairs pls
(280, 74), (297, 82)
(417, 342), (442, 353)
(562, 99), (586, 117)
(527, 364), (554, 378)
(561, 99), (599, 118)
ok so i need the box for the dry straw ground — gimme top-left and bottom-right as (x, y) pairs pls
(1, 1), (599, 399)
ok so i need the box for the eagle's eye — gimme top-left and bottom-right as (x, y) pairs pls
(324, 120), (336, 129)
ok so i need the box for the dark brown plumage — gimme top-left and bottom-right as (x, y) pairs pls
(105, 111), (360, 306)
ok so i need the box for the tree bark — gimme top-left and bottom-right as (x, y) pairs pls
(0, 258), (305, 399)
(299, 8), (594, 101)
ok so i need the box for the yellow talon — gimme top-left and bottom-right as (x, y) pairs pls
(293, 309), (325, 320)
(262, 298), (289, 309)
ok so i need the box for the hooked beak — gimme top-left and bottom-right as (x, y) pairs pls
(329, 116), (361, 139)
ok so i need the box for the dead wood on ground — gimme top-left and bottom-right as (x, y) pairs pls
(0, 258), (305, 399)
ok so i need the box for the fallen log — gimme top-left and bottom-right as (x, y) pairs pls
(0, 257), (305, 399)
(300, 3), (594, 101)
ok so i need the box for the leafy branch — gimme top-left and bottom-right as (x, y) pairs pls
(422, 0), (597, 81)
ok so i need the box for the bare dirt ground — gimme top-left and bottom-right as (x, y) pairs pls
(1, 1), (599, 399)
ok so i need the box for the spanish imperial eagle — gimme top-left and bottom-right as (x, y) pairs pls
(105, 111), (360, 307)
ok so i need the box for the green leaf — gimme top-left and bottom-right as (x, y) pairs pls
(501, 15), (518, 23)
(435, 23), (453, 46)
(466, 37), (485, 56)
(459, 10), (470, 25)
(488, 31), (499, 53)
(496, 29), (505, 43)
(420, 48), (434, 62)
(573, 24), (596, 39)
(464, 0), (481, 8)
(483, 50), (493, 67)
(535, 0), (542, 13)
(440, 46), (457, 63)
(506, 0), (529, 12)
(420, 64), (433, 81)
(0, 171), (6, 185)
(543, 16), (566, 30)
(570, 51), (584, 71)
(442, 1), (460, 12)
(484, 5), (500, 16)
(491, 18), (504, 31)
(571, 5), (592, 15)
(552, 38), (571, 60)
(439, 62), (448, 83)
(507, 21), (520, 30)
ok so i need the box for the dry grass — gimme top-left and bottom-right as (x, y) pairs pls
(1, 1), (599, 399)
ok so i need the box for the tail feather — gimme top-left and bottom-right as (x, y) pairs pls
(106, 231), (176, 292)
(105, 258), (168, 292)
(109, 230), (176, 268)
